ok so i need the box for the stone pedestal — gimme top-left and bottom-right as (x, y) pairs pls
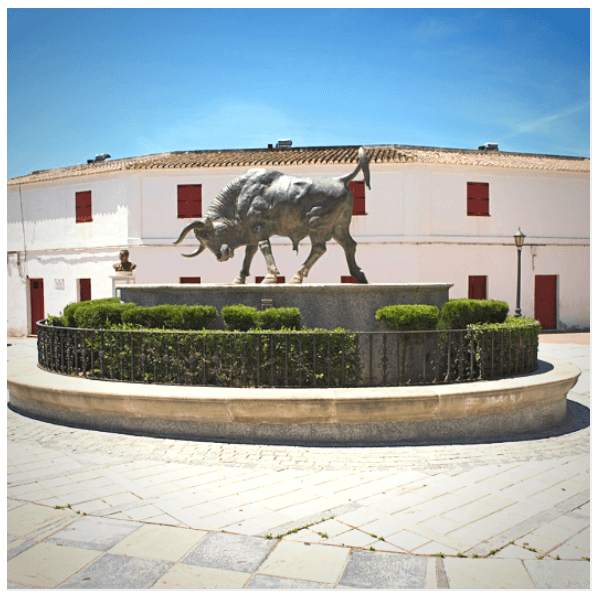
(117, 283), (454, 331)
(111, 273), (136, 298)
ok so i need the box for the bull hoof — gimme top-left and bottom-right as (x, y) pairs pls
(289, 274), (303, 284)
(232, 276), (246, 284)
(261, 275), (279, 284)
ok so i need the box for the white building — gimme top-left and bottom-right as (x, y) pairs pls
(7, 144), (590, 336)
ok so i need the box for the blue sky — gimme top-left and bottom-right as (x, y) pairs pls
(7, 8), (590, 179)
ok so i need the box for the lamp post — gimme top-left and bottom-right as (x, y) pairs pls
(514, 227), (526, 317)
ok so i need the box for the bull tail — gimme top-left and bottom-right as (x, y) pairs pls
(173, 220), (204, 246)
(338, 147), (371, 190)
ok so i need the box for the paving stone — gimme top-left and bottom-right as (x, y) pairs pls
(7, 503), (70, 537)
(386, 530), (432, 552)
(60, 553), (173, 589)
(247, 574), (334, 589)
(109, 523), (208, 562)
(7, 539), (37, 560)
(151, 563), (251, 589)
(257, 540), (350, 584)
(182, 531), (275, 573)
(8, 542), (101, 588)
(524, 559), (590, 589)
(547, 544), (590, 560)
(566, 529), (589, 551)
(491, 544), (543, 560)
(46, 515), (142, 551)
(339, 549), (428, 589)
(330, 529), (378, 548)
(7, 498), (25, 510)
(444, 557), (535, 588)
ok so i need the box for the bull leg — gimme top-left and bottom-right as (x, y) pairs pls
(334, 228), (368, 284)
(290, 240), (327, 284)
(258, 239), (281, 284)
(232, 243), (258, 284)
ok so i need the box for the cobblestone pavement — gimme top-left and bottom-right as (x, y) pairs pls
(7, 336), (590, 589)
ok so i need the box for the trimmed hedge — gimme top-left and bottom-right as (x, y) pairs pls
(43, 324), (358, 388)
(254, 307), (301, 331)
(221, 305), (302, 331)
(63, 298), (120, 328)
(375, 305), (439, 331)
(221, 305), (259, 332)
(57, 298), (217, 331)
(66, 298), (136, 329)
(121, 305), (218, 331)
(465, 317), (540, 379)
(438, 299), (509, 330)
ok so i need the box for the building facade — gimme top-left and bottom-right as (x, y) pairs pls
(7, 144), (590, 336)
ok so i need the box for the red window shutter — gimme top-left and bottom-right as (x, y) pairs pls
(350, 181), (366, 215)
(79, 278), (92, 302)
(468, 276), (487, 300)
(341, 276), (359, 284)
(467, 182), (489, 216)
(180, 277), (201, 284)
(178, 185), (202, 218)
(76, 191), (92, 223)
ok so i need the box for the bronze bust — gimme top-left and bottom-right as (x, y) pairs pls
(113, 249), (136, 272)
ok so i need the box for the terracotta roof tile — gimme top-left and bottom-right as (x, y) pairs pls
(7, 144), (589, 186)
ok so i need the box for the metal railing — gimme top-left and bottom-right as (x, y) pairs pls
(36, 322), (538, 388)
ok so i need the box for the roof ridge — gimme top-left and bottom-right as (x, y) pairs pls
(8, 144), (589, 185)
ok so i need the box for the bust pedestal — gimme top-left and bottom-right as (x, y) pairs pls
(110, 272), (136, 298)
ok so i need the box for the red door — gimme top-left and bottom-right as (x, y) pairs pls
(79, 278), (92, 302)
(30, 278), (45, 335)
(535, 275), (557, 329)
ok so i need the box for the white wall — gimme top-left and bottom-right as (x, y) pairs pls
(7, 159), (590, 334)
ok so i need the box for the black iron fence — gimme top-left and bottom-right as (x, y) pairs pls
(37, 322), (538, 388)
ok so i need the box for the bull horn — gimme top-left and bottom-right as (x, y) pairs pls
(173, 220), (204, 246)
(181, 243), (205, 258)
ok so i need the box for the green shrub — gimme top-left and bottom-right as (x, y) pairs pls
(465, 317), (540, 378)
(46, 314), (67, 327)
(254, 307), (301, 330)
(222, 305), (302, 331)
(221, 305), (258, 331)
(438, 299), (509, 330)
(121, 305), (217, 331)
(63, 297), (121, 328)
(70, 299), (135, 329)
(57, 324), (358, 388)
(376, 305), (439, 331)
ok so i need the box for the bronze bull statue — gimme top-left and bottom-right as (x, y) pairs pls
(174, 147), (370, 284)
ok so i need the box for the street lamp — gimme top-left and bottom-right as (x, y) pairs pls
(514, 227), (526, 317)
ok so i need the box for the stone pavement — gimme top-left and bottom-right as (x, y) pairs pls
(7, 335), (590, 589)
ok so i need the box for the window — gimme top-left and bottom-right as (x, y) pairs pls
(78, 278), (92, 302)
(255, 276), (286, 284)
(468, 276), (487, 300)
(180, 277), (201, 284)
(350, 181), (366, 215)
(341, 276), (359, 284)
(178, 184), (202, 218)
(76, 191), (92, 223)
(467, 182), (490, 216)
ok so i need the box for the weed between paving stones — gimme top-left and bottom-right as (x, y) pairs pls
(265, 515), (335, 540)
(53, 505), (87, 516)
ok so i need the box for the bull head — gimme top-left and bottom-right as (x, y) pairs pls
(173, 218), (212, 257)
(173, 218), (234, 262)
